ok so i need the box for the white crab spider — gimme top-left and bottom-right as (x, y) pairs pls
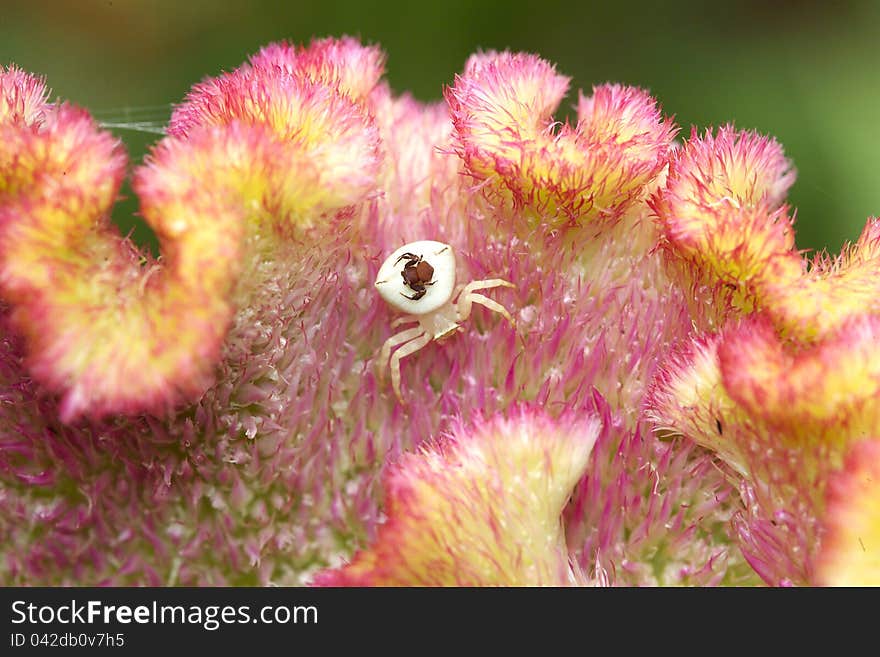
(374, 240), (515, 402)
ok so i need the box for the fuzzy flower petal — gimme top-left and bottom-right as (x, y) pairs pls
(248, 36), (386, 103)
(761, 217), (880, 340)
(644, 333), (749, 476)
(659, 125), (795, 212)
(718, 315), (880, 443)
(0, 42), (381, 419)
(312, 408), (600, 586)
(816, 439), (880, 586)
(168, 44), (381, 224)
(651, 126), (801, 327)
(446, 52), (674, 232)
(0, 66), (50, 127)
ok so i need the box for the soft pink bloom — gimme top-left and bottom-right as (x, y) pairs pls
(1, 38), (878, 587)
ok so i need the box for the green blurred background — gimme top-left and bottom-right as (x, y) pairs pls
(2, 0), (879, 254)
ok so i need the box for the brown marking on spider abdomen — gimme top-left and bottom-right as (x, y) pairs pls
(415, 259), (434, 283)
(398, 253), (436, 300)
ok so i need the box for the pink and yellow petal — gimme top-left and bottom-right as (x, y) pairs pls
(0, 113), (244, 419)
(660, 125), (795, 212)
(718, 315), (880, 445)
(644, 333), (750, 476)
(249, 36), (385, 103)
(816, 439), (880, 586)
(169, 70), (380, 225)
(447, 52), (673, 232)
(0, 41), (382, 420)
(651, 126), (800, 315)
(0, 65), (50, 127)
(760, 217), (880, 341)
(312, 408), (599, 586)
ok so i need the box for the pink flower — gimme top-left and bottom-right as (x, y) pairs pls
(447, 52), (675, 237)
(646, 125), (880, 585)
(314, 407), (599, 586)
(1, 37), (878, 586)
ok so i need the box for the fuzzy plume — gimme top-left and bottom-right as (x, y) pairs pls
(760, 217), (880, 341)
(650, 126), (801, 330)
(0, 66), (50, 126)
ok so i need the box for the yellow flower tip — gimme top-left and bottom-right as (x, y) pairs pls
(0, 65), (50, 127)
(447, 53), (673, 231)
(576, 83), (675, 162)
(663, 125), (795, 210)
(1, 101), (125, 213)
(652, 126), (798, 292)
(460, 50), (571, 130)
(816, 439), (880, 586)
(718, 314), (880, 442)
(761, 216), (880, 341)
(644, 333), (749, 476)
(312, 407), (600, 586)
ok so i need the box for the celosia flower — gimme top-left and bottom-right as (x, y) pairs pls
(650, 126), (801, 330)
(447, 52), (675, 242)
(315, 408), (599, 586)
(647, 123), (880, 585)
(0, 36), (877, 587)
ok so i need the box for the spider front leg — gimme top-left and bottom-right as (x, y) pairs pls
(377, 326), (425, 378)
(388, 331), (433, 403)
(455, 279), (515, 324)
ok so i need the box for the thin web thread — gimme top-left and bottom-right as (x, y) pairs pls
(92, 103), (172, 135)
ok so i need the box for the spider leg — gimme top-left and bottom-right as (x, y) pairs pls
(456, 279), (515, 322)
(390, 315), (420, 329)
(461, 292), (515, 326)
(459, 278), (515, 297)
(377, 326), (425, 377)
(395, 252), (420, 266)
(389, 331), (433, 403)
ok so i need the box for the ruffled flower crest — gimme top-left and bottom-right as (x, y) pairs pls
(647, 127), (880, 582)
(0, 40), (383, 420)
(650, 126), (800, 329)
(446, 51), (675, 239)
(314, 408), (599, 586)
